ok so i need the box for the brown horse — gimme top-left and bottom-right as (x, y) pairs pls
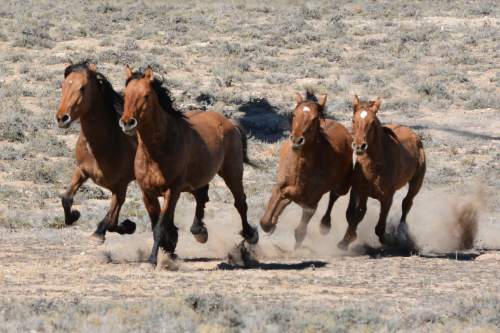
(119, 65), (258, 265)
(338, 95), (426, 250)
(56, 62), (137, 242)
(260, 92), (353, 248)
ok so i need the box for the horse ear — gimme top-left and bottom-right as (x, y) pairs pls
(144, 66), (154, 82)
(372, 97), (382, 113)
(353, 94), (360, 112)
(318, 94), (327, 109)
(125, 64), (133, 80)
(295, 93), (303, 105)
(88, 63), (97, 72)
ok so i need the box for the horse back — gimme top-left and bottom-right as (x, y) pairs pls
(384, 124), (425, 188)
(322, 119), (353, 153)
(386, 124), (423, 161)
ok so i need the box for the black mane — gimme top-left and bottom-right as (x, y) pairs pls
(126, 69), (185, 119)
(64, 61), (123, 118)
(303, 89), (326, 119)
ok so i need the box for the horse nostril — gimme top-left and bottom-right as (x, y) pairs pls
(360, 143), (368, 150)
(119, 117), (137, 134)
(297, 137), (305, 145)
(128, 118), (137, 127)
(57, 114), (72, 128)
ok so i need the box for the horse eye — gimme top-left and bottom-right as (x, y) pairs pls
(80, 86), (85, 92)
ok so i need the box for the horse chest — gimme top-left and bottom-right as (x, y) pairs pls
(137, 162), (166, 189)
(281, 160), (327, 203)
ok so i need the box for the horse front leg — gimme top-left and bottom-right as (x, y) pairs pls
(294, 206), (317, 249)
(60, 167), (88, 225)
(375, 197), (393, 246)
(260, 185), (290, 234)
(149, 189), (180, 266)
(338, 189), (367, 250)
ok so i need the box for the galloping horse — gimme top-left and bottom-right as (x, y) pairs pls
(338, 95), (426, 250)
(260, 92), (353, 248)
(56, 62), (137, 242)
(119, 65), (258, 265)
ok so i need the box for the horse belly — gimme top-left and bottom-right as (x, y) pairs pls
(185, 148), (223, 190)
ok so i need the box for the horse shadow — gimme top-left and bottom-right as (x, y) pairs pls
(353, 244), (484, 261)
(217, 260), (328, 271)
(238, 98), (289, 143)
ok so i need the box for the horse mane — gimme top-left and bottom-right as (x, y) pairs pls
(303, 89), (326, 119)
(382, 125), (400, 142)
(64, 61), (124, 118)
(126, 69), (185, 119)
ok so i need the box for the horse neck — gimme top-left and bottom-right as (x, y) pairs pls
(292, 131), (326, 172)
(358, 121), (386, 175)
(79, 91), (120, 150)
(137, 103), (182, 157)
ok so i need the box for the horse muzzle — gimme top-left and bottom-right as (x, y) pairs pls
(57, 114), (72, 129)
(352, 141), (368, 155)
(119, 118), (138, 136)
(291, 135), (305, 151)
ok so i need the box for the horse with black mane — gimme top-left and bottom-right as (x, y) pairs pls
(260, 92), (353, 248)
(56, 61), (137, 242)
(119, 65), (258, 265)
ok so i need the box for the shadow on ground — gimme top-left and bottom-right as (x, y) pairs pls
(411, 124), (500, 141)
(217, 260), (327, 270)
(238, 98), (289, 143)
(355, 244), (484, 261)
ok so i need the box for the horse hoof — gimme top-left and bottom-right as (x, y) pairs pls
(319, 220), (331, 236)
(65, 210), (80, 226)
(194, 232), (208, 244)
(337, 240), (349, 251)
(118, 219), (136, 235)
(190, 224), (208, 244)
(243, 226), (259, 245)
(148, 255), (157, 266)
(89, 232), (105, 245)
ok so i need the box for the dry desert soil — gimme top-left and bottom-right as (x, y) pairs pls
(0, 1), (499, 332)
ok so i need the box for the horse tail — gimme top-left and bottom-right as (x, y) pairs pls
(231, 119), (261, 169)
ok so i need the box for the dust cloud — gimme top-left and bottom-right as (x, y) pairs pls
(95, 185), (498, 267)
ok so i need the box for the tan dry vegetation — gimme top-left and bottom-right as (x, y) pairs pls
(0, 0), (499, 331)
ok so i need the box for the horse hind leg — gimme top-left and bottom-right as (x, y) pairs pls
(219, 166), (259, 245)
(319, 191), (339, 235)
(91, 187), (135, 244)
(401, 168), (425, 225)
(61, 167), (88, 225)
(397, 167), (425, 247)
(190, 185), (209, 244)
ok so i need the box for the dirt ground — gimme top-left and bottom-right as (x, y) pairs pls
(2, 195), (500, 332)
(0, 0), (499, 332)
